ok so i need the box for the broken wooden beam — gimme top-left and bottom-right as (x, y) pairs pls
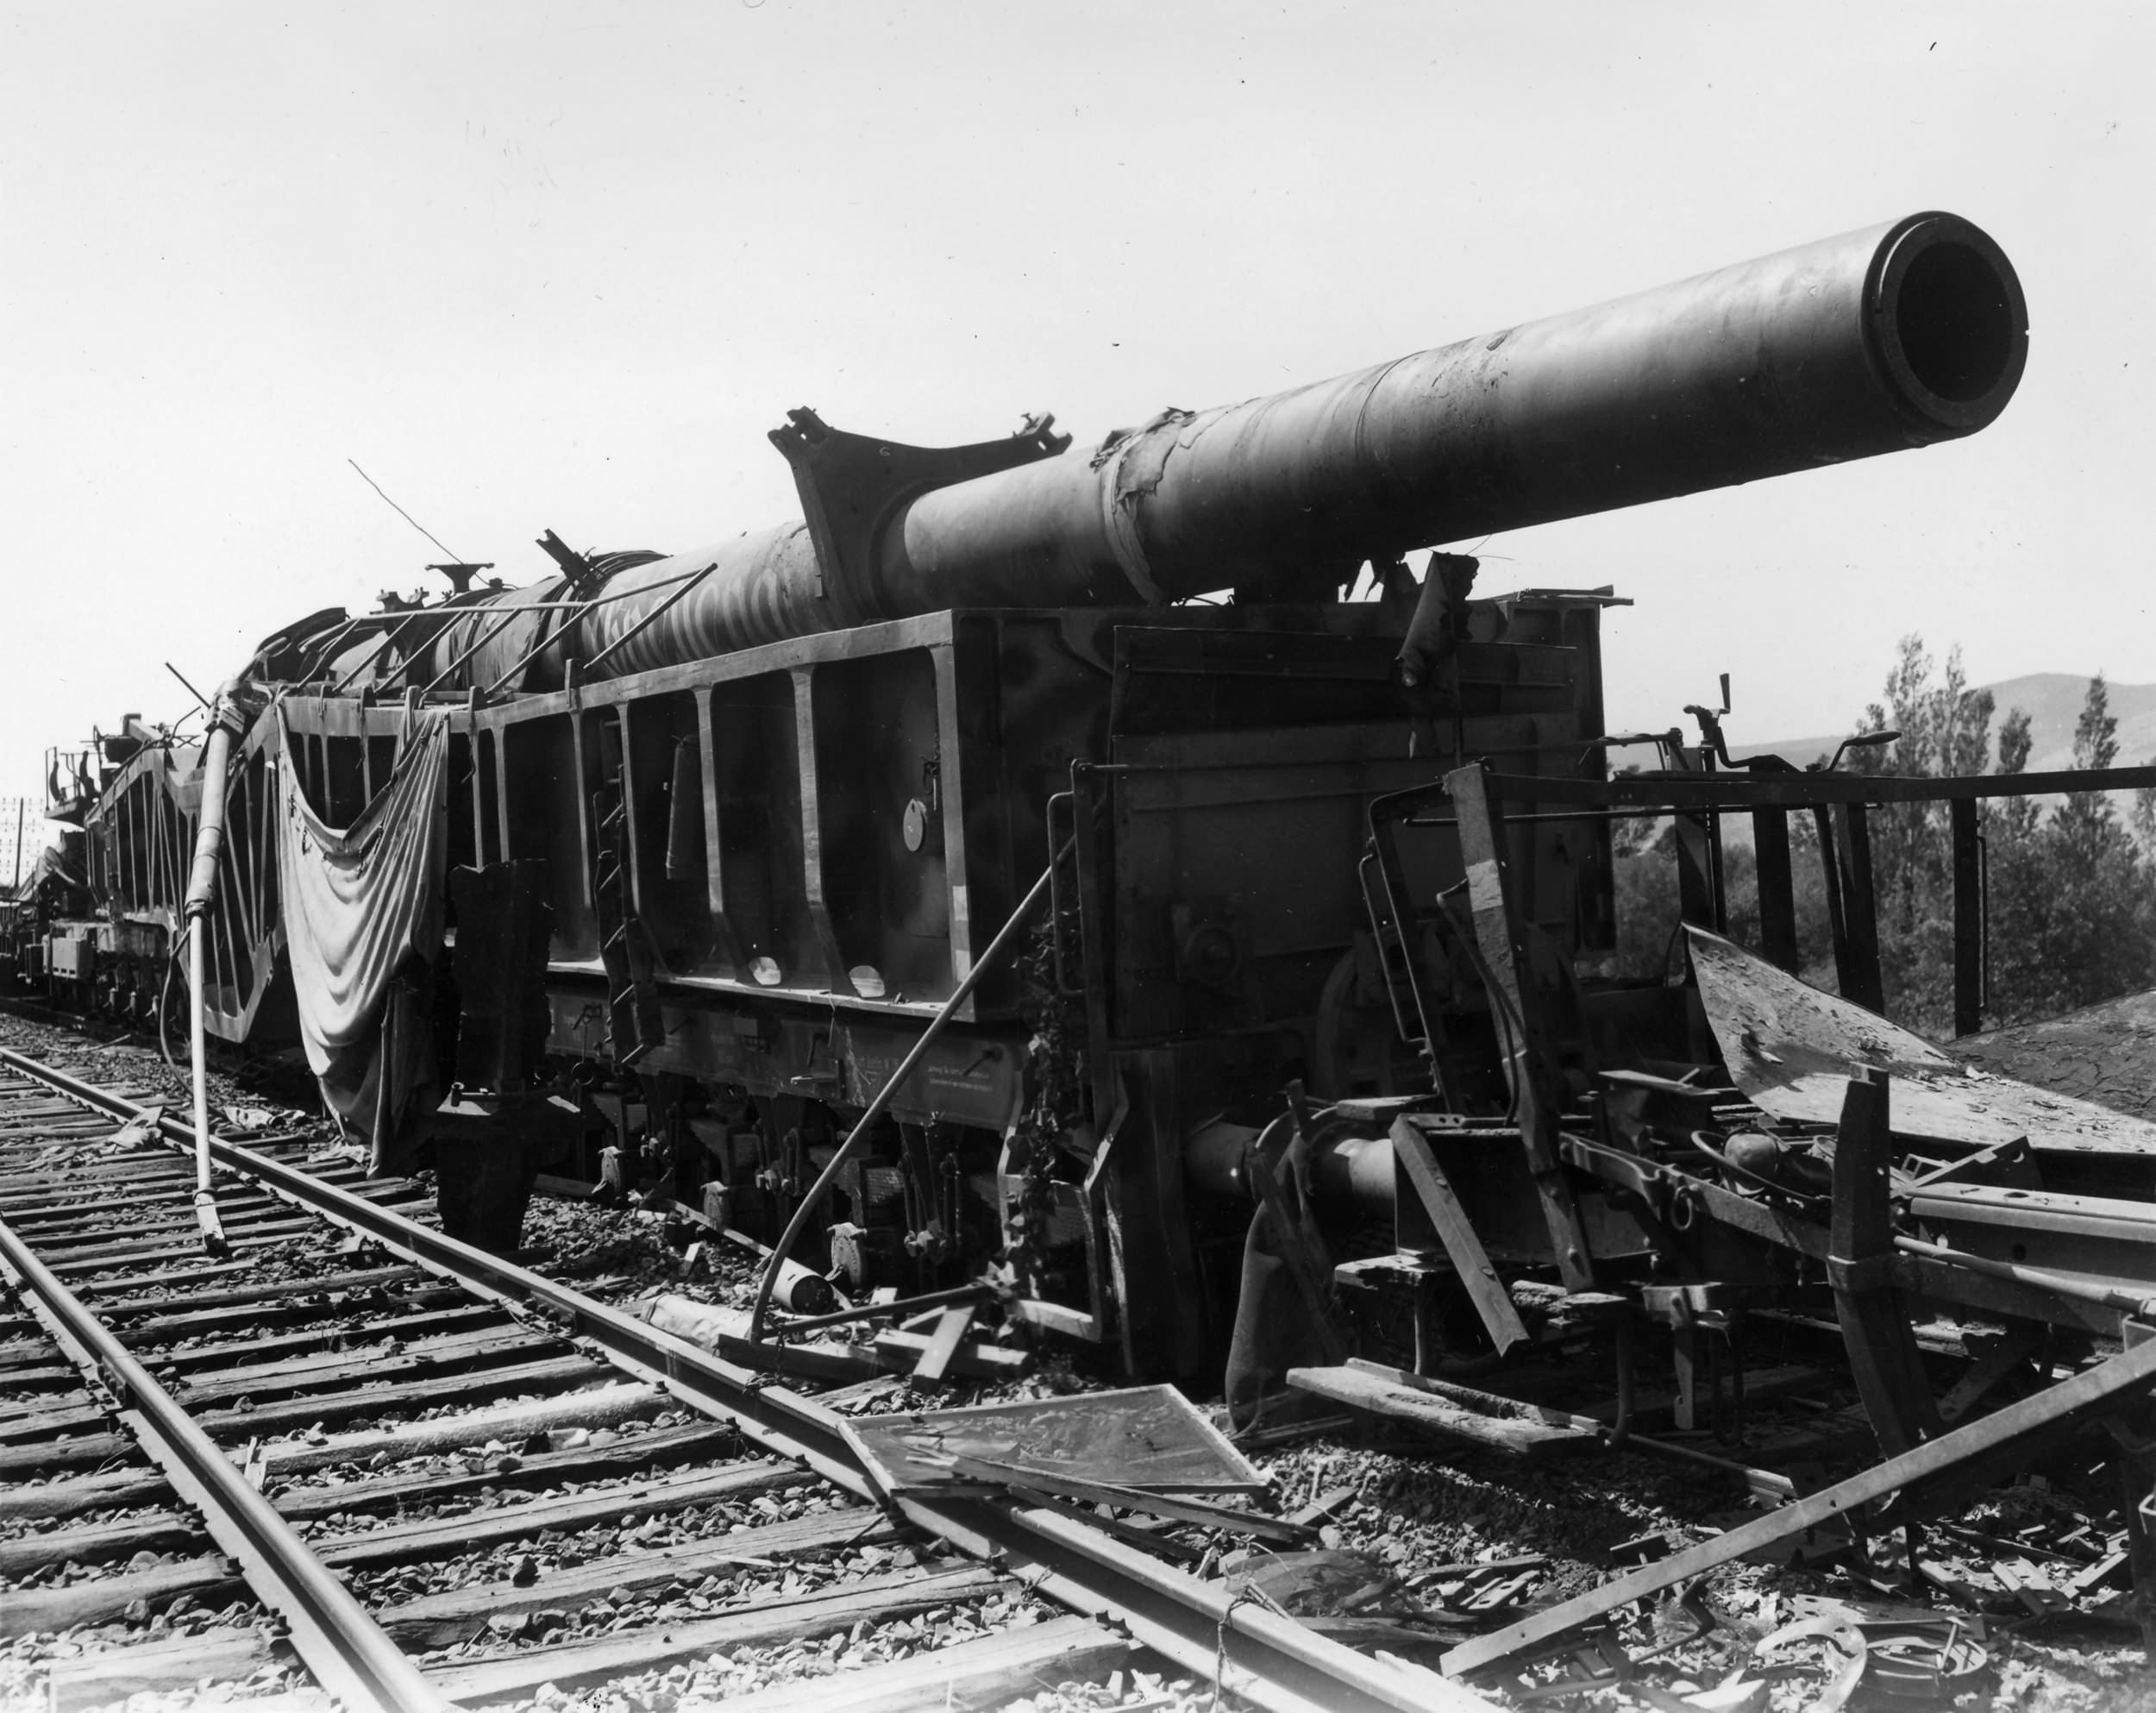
(1390, 1116), (1529, 1356)
(672, 1613), (1138, 1713)
(1286, 1359), (1601, 1461)
(1442, 1329), (2156, 1677)
(635, 1293), (1027, 1383)
(1830, 1069), (1941, 1456)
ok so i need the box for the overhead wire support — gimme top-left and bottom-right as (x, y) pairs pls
(164, 662), (213, 713)
(347, 459), (468, 567)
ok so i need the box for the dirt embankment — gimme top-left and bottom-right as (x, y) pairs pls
(1953, 990), (2156, 1123)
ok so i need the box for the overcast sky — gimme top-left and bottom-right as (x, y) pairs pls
(3, 2), (2149, 810)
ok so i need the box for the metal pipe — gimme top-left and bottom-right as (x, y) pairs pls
(572, 211), (2022, 675)
(1895, 1233), (2156, 1318)
(1185, 1118), (1398, 1220)
(746, 853), (1063, 1345)
(180, 686), (241, 1257)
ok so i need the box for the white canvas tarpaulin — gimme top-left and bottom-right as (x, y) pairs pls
(274, 708), (450, 1166)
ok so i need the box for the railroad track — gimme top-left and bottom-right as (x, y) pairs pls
(0, 1044), (1493, 1713)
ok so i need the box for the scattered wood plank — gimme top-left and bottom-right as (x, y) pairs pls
(183, 1352), (602, 1440)
(142, 1302), (505, 1376)
(0, 1428), (137, 1477)
(69, 1258), (260, 1297)
(1, 1557), (241, 1638)
(170, 1325), (568, 1411)
(84, 1264), (428, 1315)
(1443, 1331), (2156, 1677)
(907, 1304), (976, 1385)
(42, 1625), (291, 1713)
(2, 1460), (805, 1634)
(312, 1460), (802, 1572)
(427, 1564), (1007, 1707)
(2, 1417), (734, 1545)
(114, 1284), (468, 1348)
(0, 1510), (205, 1578)
(253, 1380), (670, 1479)
(869, 1327), (1029, 1380)
(636, 1295), (1025, 1384)
(1391, 1117), (1530, 1355)
(1290, 1484), (1360, 1528)
(949, 1455), (1314, 1547)
(380, 1504), (902, 1648)
(699, 1613), (1138, 1713)
(0, 1463), (172, 1523)
(818, 1374), (906, 1412)
(43, 1227), (313, 1277)
(1286, 1360), (1601, 1461)
(272, 1421), (736, 1520)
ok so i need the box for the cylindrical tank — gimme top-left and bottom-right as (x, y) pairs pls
(407, 210), (2026, 689)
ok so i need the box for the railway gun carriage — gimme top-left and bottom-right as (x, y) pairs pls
(30, 212), (2043, 1380)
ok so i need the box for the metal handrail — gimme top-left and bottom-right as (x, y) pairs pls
(396, 568), (705, 699)
(475, 564), (710, 699)
(324, 609), (440, 697)
(576, 561), (718, 679)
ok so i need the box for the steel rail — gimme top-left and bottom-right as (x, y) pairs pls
(0, 1203), (452, 1713)
(0, 1045), (1494, 1713)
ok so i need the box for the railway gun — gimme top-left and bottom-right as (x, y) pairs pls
(41, 208), (2156, 1446)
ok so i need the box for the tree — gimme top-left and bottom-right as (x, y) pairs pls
(1966, 674), (2154, 1025)
(1850, 637), (1997, 1031)
(1593, 643), (2156, 1033)
(1827, 646), (2151, 1032)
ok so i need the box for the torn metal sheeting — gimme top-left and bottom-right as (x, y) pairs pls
(1688, 926), (2156, 1157)
(841, 1384), (1263, 1497)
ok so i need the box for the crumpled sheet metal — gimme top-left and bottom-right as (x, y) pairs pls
(274, 709), (450, 1159)
(1686, 926), (2156, 1157)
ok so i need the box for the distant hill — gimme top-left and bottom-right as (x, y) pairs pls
(1730, 675), (2156, 776)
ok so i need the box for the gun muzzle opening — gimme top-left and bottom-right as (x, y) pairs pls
(1869, 214), (2028, 434)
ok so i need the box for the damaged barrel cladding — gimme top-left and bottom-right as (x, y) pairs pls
(36, 212), (2029, 1381)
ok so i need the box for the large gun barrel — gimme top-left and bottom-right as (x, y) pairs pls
(411, 210), (2024, 688)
